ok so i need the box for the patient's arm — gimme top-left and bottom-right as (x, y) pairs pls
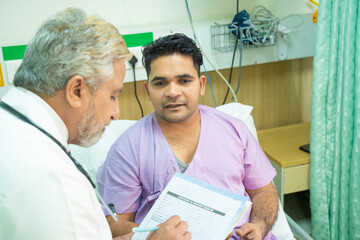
(236, 182), (278, 239)
(107, 212), (138, 238)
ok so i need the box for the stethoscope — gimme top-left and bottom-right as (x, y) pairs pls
(0, 101), (118, 221)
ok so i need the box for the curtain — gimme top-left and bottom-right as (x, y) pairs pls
(310, 0), (360, 239)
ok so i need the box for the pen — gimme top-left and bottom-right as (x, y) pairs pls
(132, 226), (159, 233)
(95, 190), (119, 221)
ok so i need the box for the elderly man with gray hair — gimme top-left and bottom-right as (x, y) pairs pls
(0, 8), (190, 240)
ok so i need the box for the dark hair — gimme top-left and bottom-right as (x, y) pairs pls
(142, 33), (203, 77)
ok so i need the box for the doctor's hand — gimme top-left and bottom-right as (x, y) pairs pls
(225, 231), (233, 240)
(147, 215), (191, 240)
(235, 223), (262, 240)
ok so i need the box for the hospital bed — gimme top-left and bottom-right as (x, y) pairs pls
(69, 103), (295, 239)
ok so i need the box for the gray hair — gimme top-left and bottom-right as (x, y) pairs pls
(13, 8), (131, 96)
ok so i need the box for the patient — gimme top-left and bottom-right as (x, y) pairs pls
(97, 33), (279, 240)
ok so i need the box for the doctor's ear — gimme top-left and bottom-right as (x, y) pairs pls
(65, 75), (89, 108)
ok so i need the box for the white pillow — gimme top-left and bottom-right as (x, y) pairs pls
(216, 102), (258, 141)
(69, 120), (137, 186)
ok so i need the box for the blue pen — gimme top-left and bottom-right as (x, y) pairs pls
(132, 226), (159, 233)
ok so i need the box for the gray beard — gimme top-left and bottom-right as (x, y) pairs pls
(77, 101), (105, 148)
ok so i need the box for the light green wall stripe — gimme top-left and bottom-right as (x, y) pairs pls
(2, 45), (27, 61)
(123, 32), (153, 48)
(2, 32), (154, 61)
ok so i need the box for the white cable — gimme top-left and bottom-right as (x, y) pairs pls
(185, 1), (238, 103)
(280, 14), (304, 29)
(246, 6), (279, 46)
(245, 6), (304, 46)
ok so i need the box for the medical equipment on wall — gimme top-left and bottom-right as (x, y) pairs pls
(211, 6), (304, 59)
(0, 101), (119, 222)
(211, 6), (278, 51)
(209, 5), (305, 103)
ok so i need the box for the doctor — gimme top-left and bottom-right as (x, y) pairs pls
(0, 8), (190, 240)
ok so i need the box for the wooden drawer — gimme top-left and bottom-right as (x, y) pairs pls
(283, 164), (310, 194)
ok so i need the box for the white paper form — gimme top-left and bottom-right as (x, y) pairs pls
(132, 173), (251, 240)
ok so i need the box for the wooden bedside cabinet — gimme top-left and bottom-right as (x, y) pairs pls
(257, 122), (310, 206)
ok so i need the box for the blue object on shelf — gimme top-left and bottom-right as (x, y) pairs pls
(228, 10), (250, 44)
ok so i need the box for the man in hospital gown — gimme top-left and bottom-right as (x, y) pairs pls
(97, 33), (279, 239)
(0, 9), (190, 240)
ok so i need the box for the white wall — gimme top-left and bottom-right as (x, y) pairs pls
(0, 0), (316, 44)
(0, 0), (317, 97)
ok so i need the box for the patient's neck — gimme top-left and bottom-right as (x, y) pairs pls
(156, 109), (201, 136)
(156, 109), (201, 165)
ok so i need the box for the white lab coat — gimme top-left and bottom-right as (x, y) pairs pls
(0, 87), (112, 240)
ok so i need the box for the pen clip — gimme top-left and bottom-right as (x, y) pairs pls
(95, 190), (119, 221)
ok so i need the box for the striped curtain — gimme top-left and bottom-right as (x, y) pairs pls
(310, 0), (360, 239)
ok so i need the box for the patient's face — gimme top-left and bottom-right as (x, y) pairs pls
(145, 54), (206, 123)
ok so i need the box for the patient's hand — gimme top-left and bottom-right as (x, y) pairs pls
(235, 223), (262, 240)
(147, 215), (191, 240)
